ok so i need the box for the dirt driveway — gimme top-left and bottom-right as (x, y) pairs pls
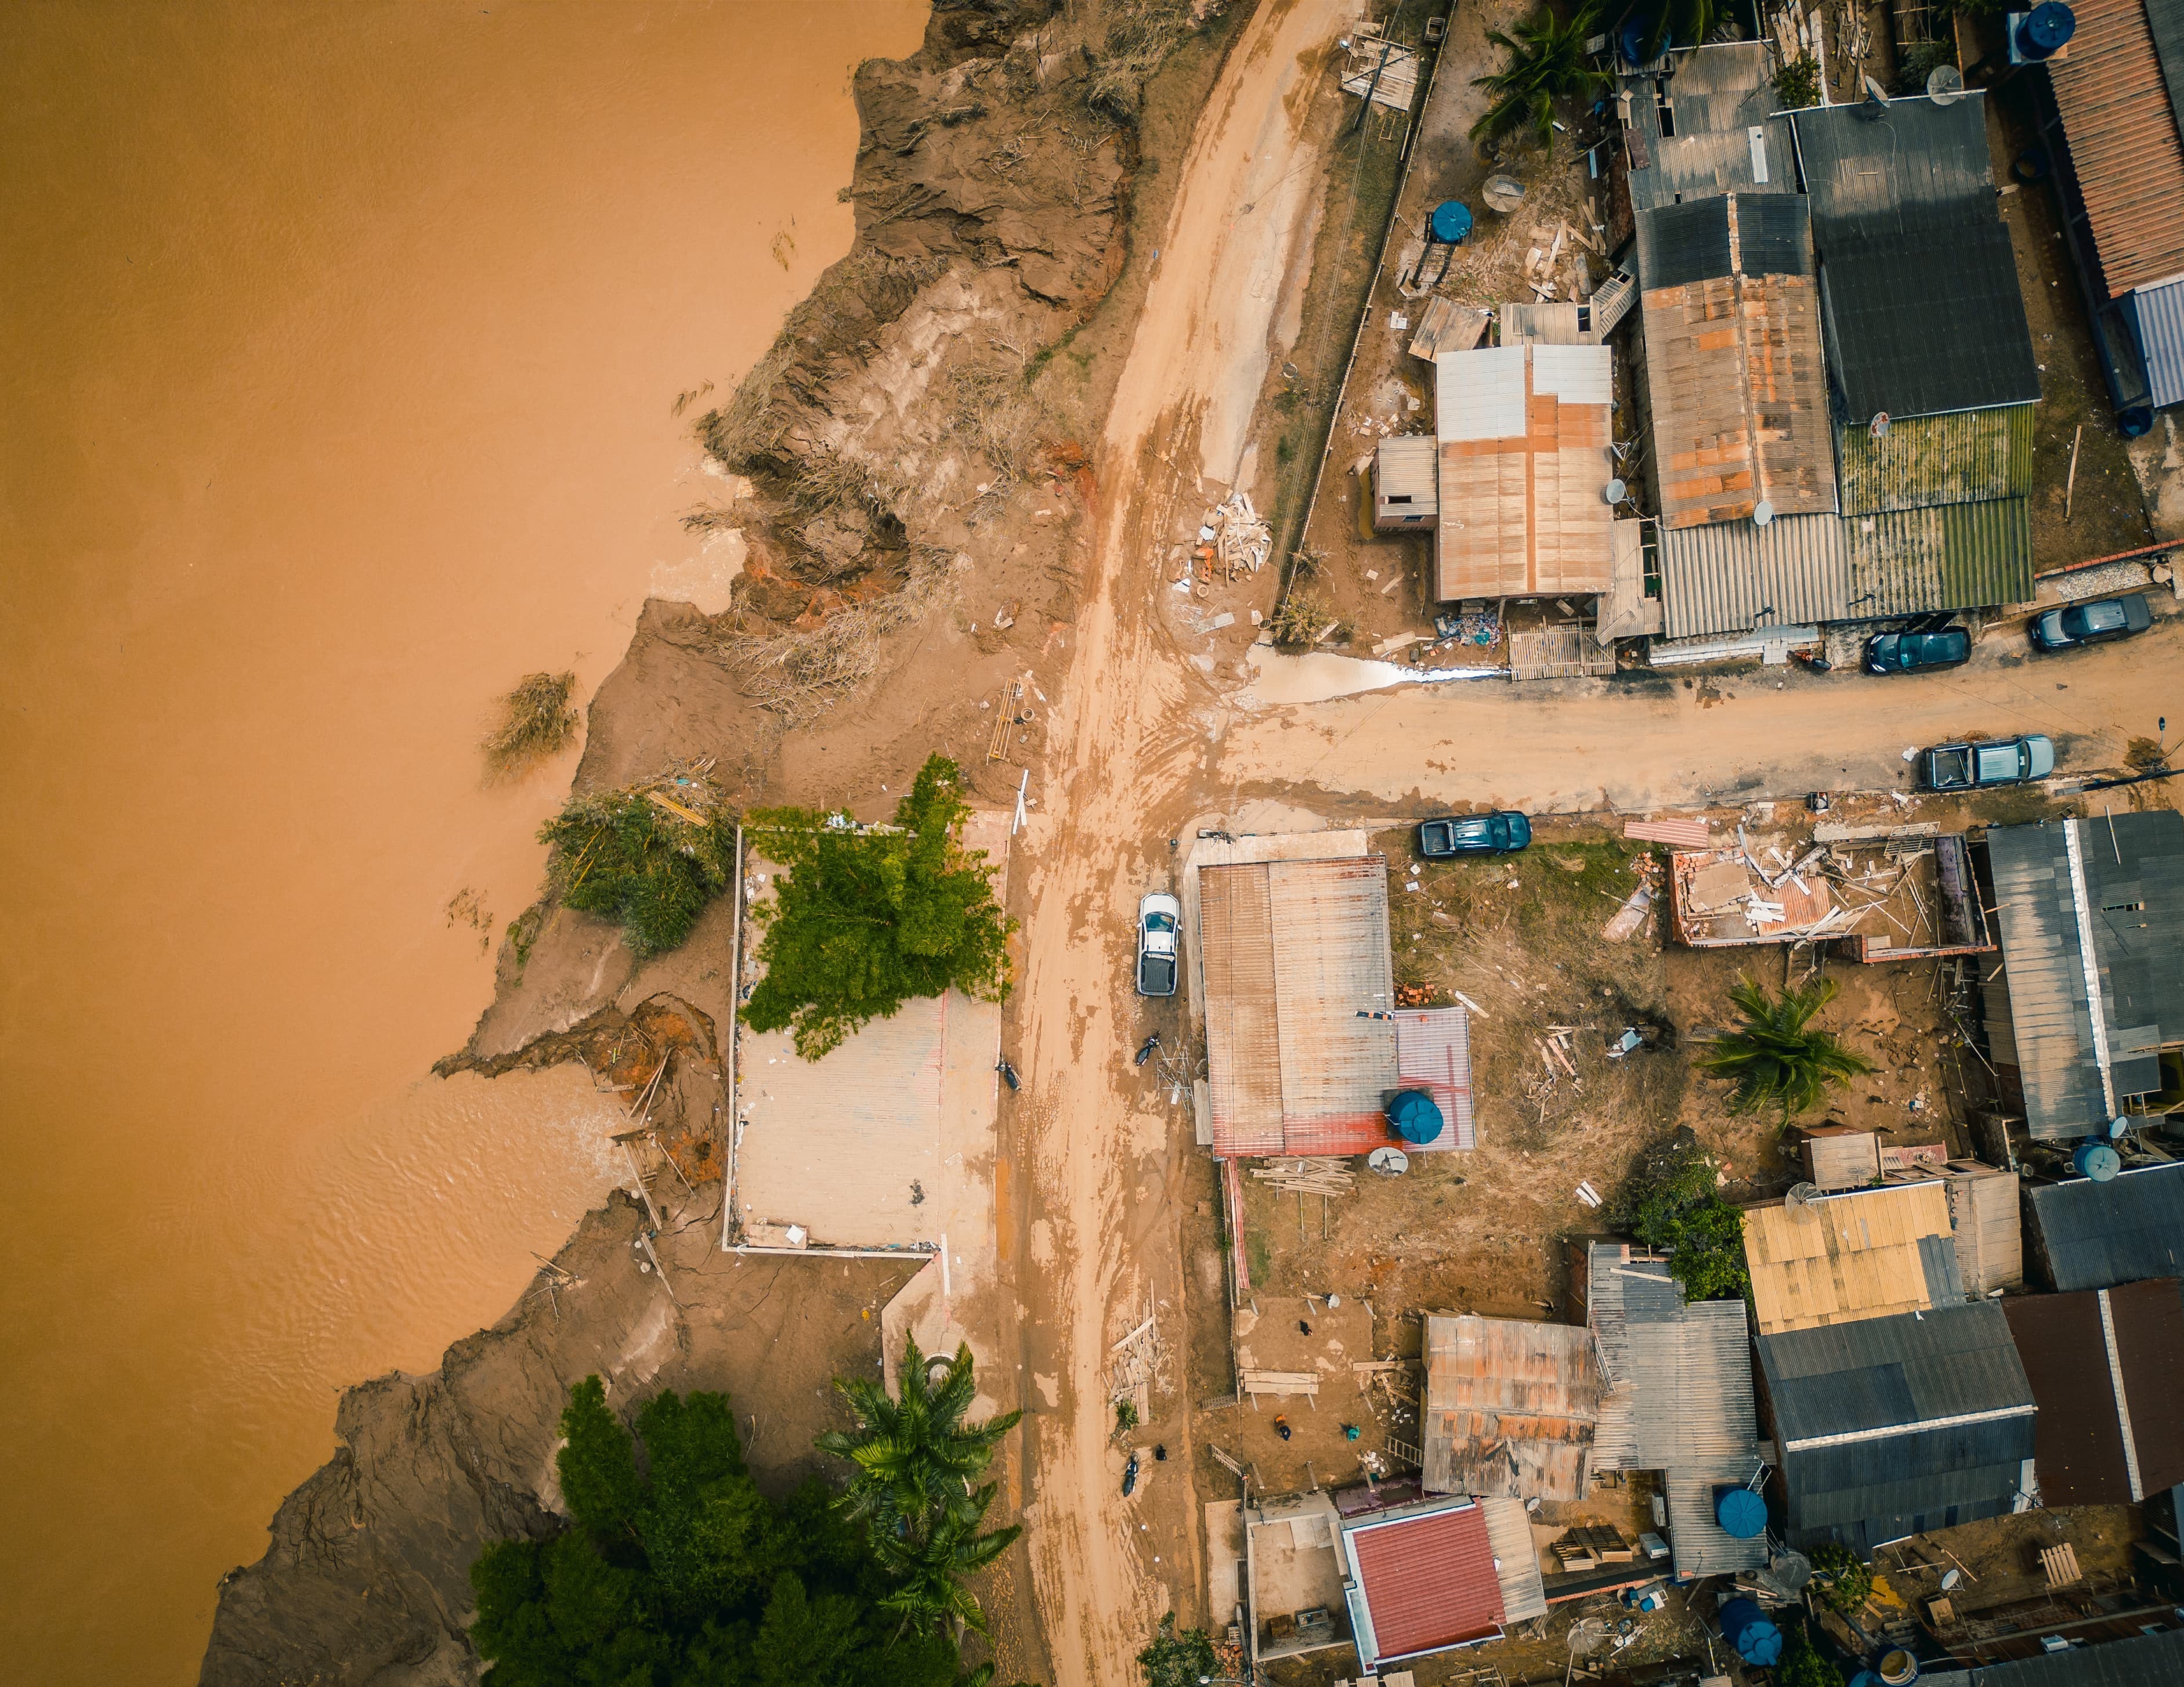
(1003, 2), (1355, 1682)
(1218, 618), (2184, 815)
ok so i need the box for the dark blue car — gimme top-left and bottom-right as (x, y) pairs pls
(1865, 626), (1972, 674)
(1418, 811), (1532, 858)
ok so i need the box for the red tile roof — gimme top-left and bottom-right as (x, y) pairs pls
(1350, 1503), (1505, 1663)
(2049, 0), (2184, 297)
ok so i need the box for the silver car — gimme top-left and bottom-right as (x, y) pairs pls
(1136, 891), (1180, 996)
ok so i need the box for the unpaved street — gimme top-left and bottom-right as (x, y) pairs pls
(1006, 3), (1351, 1682)
(1219, 624), (2184, 814)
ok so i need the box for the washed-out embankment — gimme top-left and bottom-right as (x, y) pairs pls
(198, 2), (1230, 1681)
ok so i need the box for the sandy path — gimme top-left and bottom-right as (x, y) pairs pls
(1218, 622), (2184, 813)
(1010, 2), (1352, 1680)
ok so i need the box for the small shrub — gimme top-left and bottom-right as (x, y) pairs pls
(1776, 53), (1821, 109)
(1115, 1399), (1139, 1434)
(1894, 41), (1952, 95)
(482, 671), (578, 778)
(1138, 1613), (1219, 1687)
(1609, 1130), (1750, 1302)
(539, 783), (736, 958)
(1811, 1542), (1875, 1614)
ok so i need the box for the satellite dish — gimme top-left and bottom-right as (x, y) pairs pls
(1760, 1551), (1813, 1595)
(1871, 411), (1892, 439)
(1941, 1567), (1963, 1591)
(1853, 73), (1891, 119)
(1927, 64), (1965, 105)
(1604, 477), (1628, 504)
(1368, 1146), (1411, 1177)
(2110, 1116), (2132, 1140)
(1785, 1181), (1823, 1223)
(1753, 500), (1776, 527)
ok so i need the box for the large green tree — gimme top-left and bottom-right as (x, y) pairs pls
(469, 1375), (1004, 1687)
(743, 755), (1015, 1060)
(1611, 1130), (1751, 1302)
(1471, 7), (1610, 146)
(1698, 976), (1875, 1122)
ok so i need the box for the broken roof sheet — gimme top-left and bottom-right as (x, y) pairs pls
(1793, 97), (2041, 420)
(1198, 856), (1398, 1157)
(2047, 0), (2184, 298)
(2004, 1278), (2184, 1505)
(1985, 812), (2184, 1139)
(1343, 1498), (1505, 1667)
(2025, 1162), (2184, 1291)
(1640, 200), (1834, 531)
(1759, 1301), (2037, 1555)
(1744, 1179), (1961, 1335)
(1621, 44), (1797, 214)
(1434, 343), (1614, 601)
(1422, 1313), (1604, 1501)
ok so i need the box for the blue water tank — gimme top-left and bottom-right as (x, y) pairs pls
(1719, 1598), (1784, 1666)
(1430, 201), (1473, 245)
(1386, 1088), (1445, 1145)
(2016, 2), (2077, 59)
(2075, 1141), (2121, 1182)
(1716, 1486), (1767, 1539)
(1850, 1674), (1886, 1687)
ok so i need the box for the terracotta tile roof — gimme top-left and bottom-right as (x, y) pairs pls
(1347, 1502), (1504, 1663)
(2050, 0), (2184, 298)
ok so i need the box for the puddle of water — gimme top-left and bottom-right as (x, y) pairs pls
(1235, 643), (1506, 707)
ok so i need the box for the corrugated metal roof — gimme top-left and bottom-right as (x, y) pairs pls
(1842, 497), (2035, 615)
(1423, 1314), (1604, 1501)
(1975, 1627), (2184, 1687)
(1500, 301), (1596, 345)
(1478, 1495), (1549, 1622)
(2110, 1276), (2184, 1494)
(2127, 276), (2184, 409)
(2026, 1164), (2184, 1291)
(1376, 434), (1437, 501)
(1394, 1006), (1475, 1150)
(1759, 1302), (2036, 1554)
(1657, 512), (1850, 638)
(1199, 859), (1286, 1155)
(1435, 344), (1615, 601)
(2153, 0), (2184, 116)
(1620, 44), (1798, 214)
(1638, 197), (1737, 292)
(2048, 0), (2184, 299)
(1744, 1180), (1958, 1335)
(1987, 812), (2184, 1140)
(1345, 1501), (1503, 1664)
(1794, 98), (2041, 421)
(2003, 1280), (2184, 1505)
(1666, 1461), (1773, 1577)
(1835, 406), (2036, 515)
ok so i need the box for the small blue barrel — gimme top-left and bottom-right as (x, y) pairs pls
(2016, 1), (2077, 59)
(1716, 1486), (1767, 1540)
(1430, 200), (1473, 245)
(2075, 1141), (2121, 1182)
(1386, 1088), (1445, 1145)
(1719, 1598), (1784, 1667)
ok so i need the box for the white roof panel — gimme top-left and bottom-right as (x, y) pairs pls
(1531, 342), (1613, 406)
(1437, 345), (1527, 442)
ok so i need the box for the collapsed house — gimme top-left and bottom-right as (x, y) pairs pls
(1755, 1300), (2037, 1555)
(1420, 1312), (1606, 1501)
(1980, 812), (2184, 1142)
(1665, 829), (1992, 958)
(2004, 1277), (2184, 1505)
(1570, 1240), (1767, 1578)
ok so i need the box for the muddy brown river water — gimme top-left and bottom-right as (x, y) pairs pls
(0, 2), (924, 1677)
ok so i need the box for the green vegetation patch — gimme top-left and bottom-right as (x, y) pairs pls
(1609, 1131), (1750, 1302)
(744, 756), (1014, 1061)
(540, 781), (737, 958)
(1697, 977), (1874, 1122)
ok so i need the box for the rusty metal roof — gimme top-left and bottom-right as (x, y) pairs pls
(1198, 857), (1397, 1157)
(1422, 1314), (1604, 1501)
(1434, 343), (1615, 601)
(2048, 0), (2184, 299)
(2005, 1280), (2184, 1505)
(1393, 1006), (1475, 1150)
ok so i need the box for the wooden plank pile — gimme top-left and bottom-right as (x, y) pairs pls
(1553, 1524), (1636, 1571)
(1250, 1157), (1355, 1195)
(1239, 1369), (1321, 1398)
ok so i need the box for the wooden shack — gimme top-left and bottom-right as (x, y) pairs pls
(1373, 435), (1437, 530)
(1929, 1159), (2022, 1295)
(1798, 1125), (1882, 1191)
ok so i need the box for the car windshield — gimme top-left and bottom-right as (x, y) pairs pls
(1144, 911), (1176, 932)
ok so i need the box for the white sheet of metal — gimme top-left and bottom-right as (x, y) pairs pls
(1531, 342), (1612, 406)
(1437, 345), (1527, 442)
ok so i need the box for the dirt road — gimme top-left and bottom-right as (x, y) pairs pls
(1006, 3), (1351, 1681)
(1219, 622), (2184, 814)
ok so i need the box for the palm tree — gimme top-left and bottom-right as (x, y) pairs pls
(1471, 8), (1610, 146)
(1698, 976), (1875, 1120)
(816, 1335), (1021, 1531)
(1626, 0), (1731, 59)
(870, 1482), (1021, 1637)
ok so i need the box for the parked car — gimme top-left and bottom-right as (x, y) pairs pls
(1865, 626), (1972, 674)
(1920, 734), (2055, 791)
(1136, 891), (1180, 996)
(2029, 594), (2153, 652)
(1418, 811), (1532, 858)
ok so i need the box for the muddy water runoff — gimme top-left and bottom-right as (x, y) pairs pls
(0, 3), (926, 1678)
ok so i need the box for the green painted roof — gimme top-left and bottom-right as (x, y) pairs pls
(1835, 404), (2035, 516)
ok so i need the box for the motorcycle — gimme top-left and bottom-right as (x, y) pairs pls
(996, 1058), (1020, 1091)
(1134, 1034), (1162, 1067)
(1121, 1453), (1139, 1497)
